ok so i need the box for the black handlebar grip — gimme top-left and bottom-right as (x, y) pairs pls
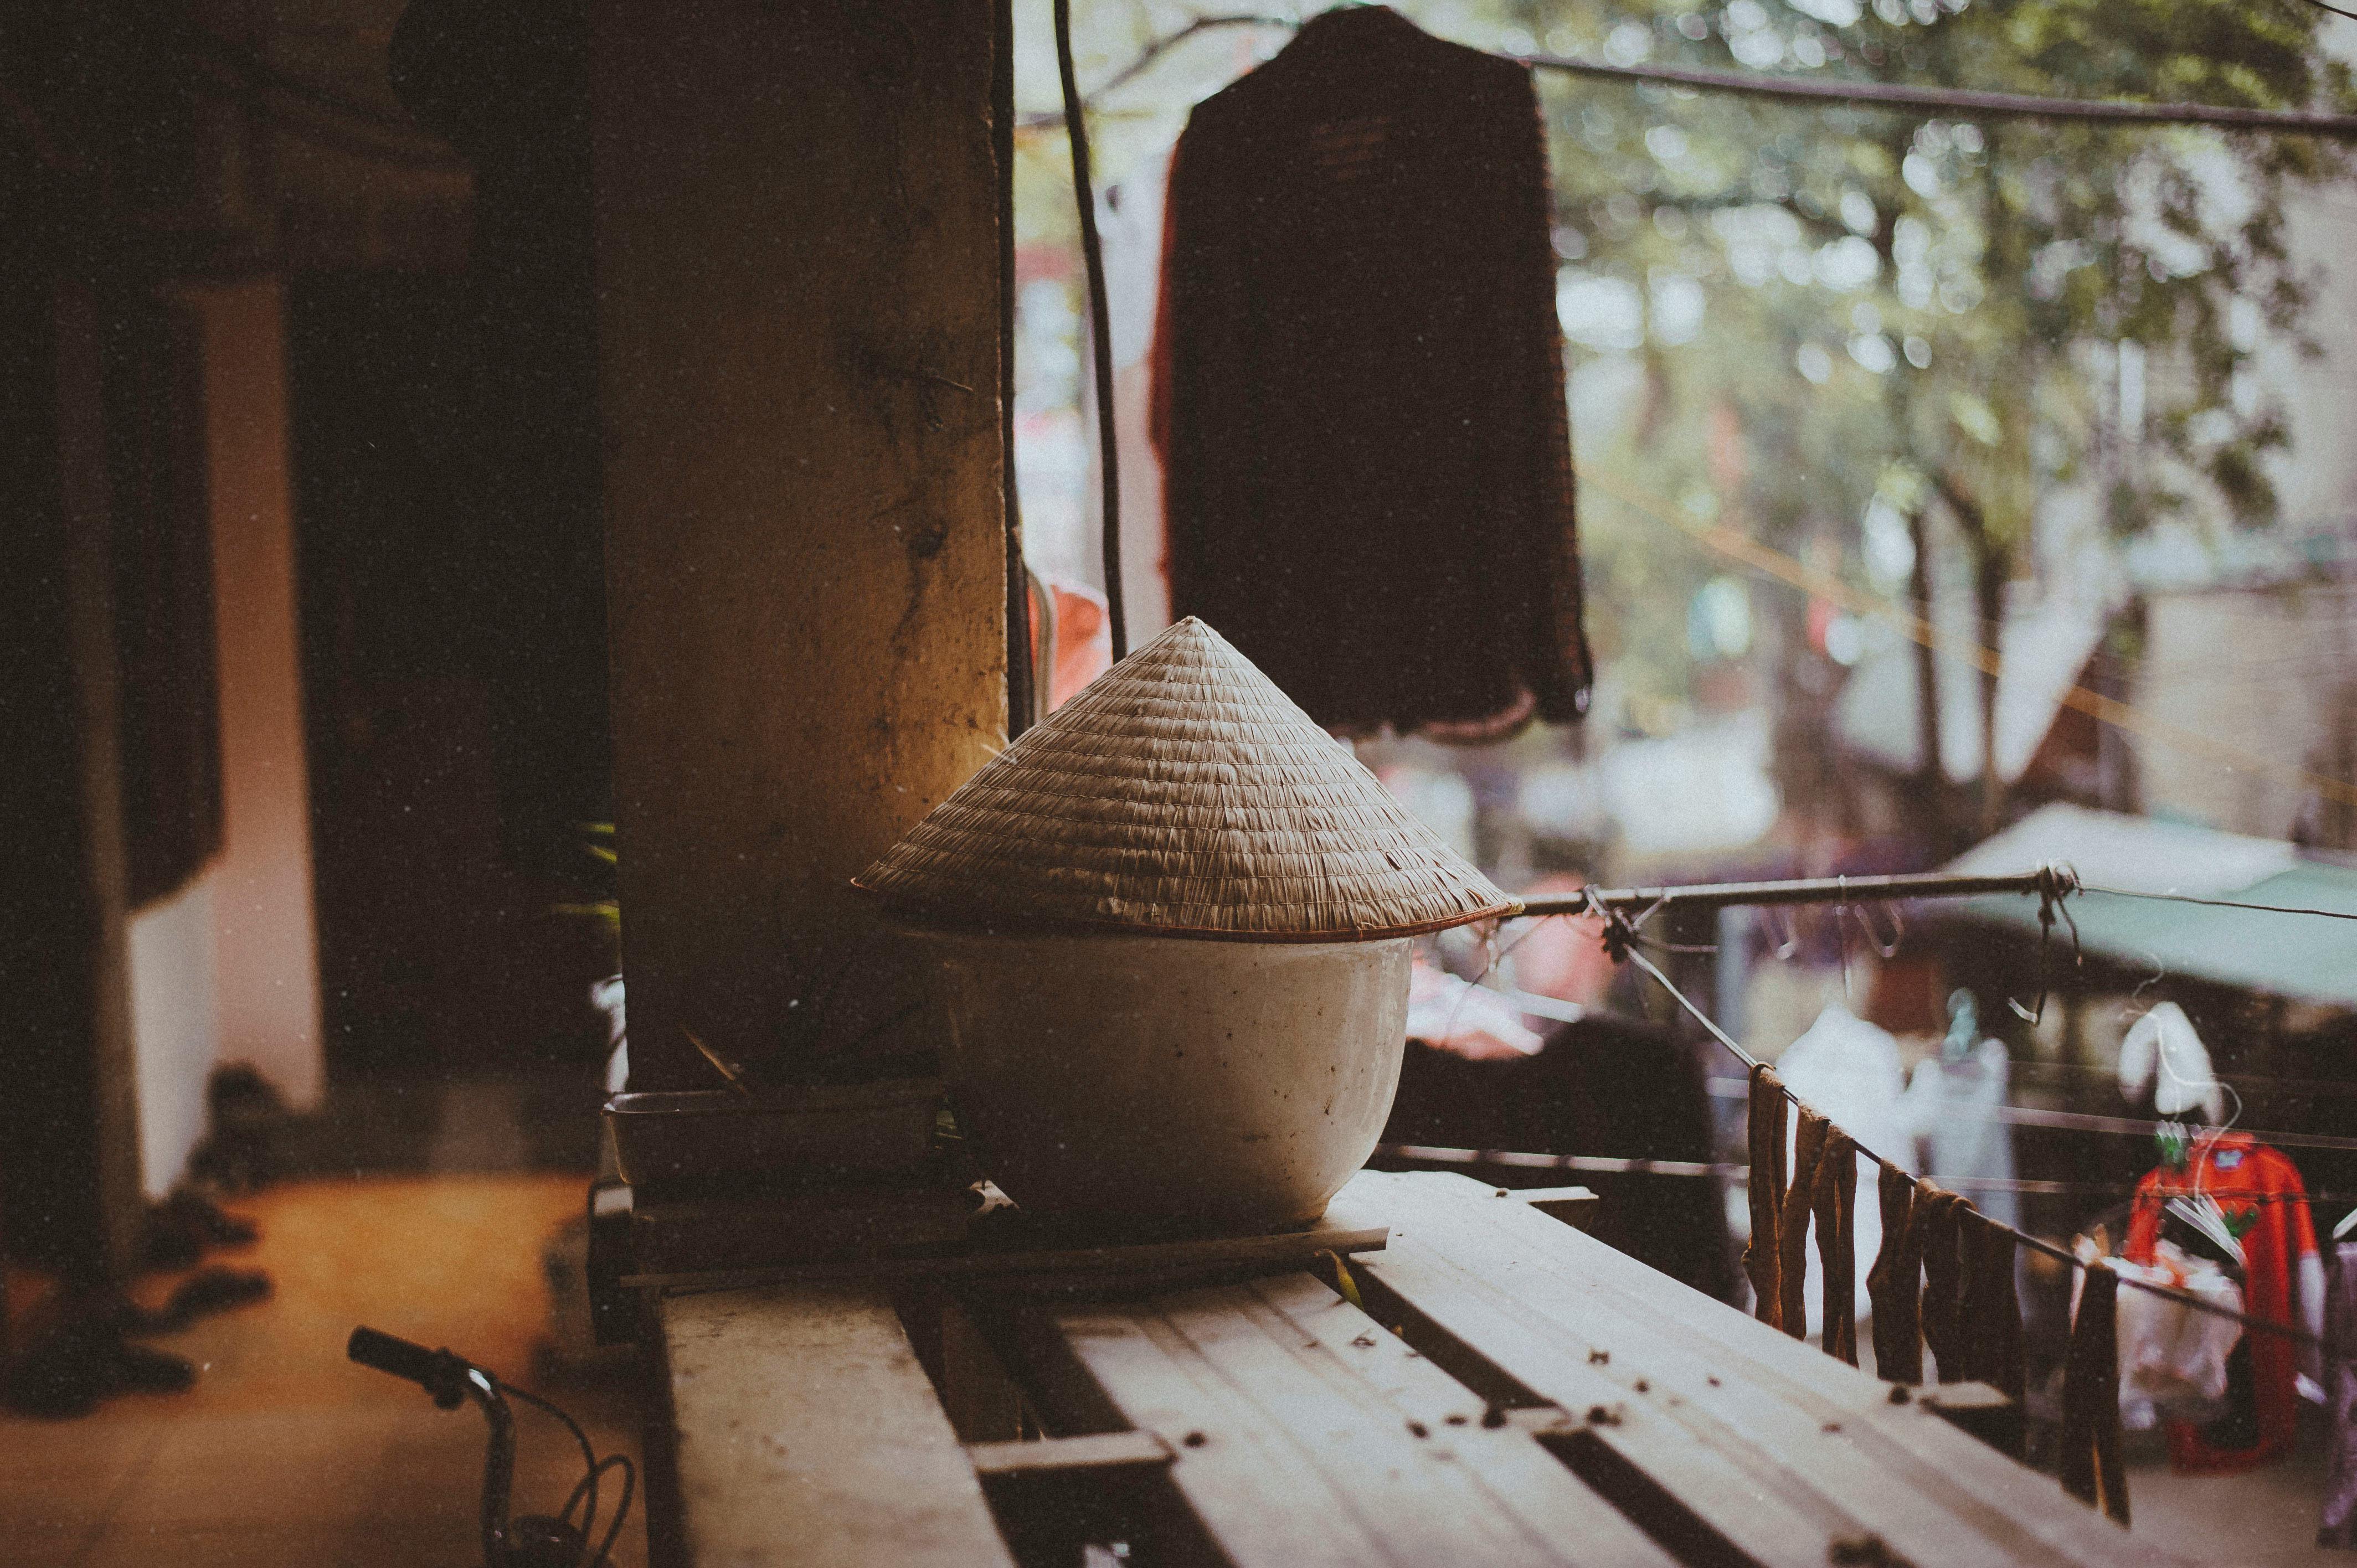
(349, 1325), (449, 1388)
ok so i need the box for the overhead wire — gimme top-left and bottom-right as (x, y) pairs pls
(1375, 1142), (2357, 1205)
(1053, 0), (1129, 660)
(2008, 1057), (2357, 1103)
(1033, 11), (2357, 138)
(2077, 879), (2357, 924)
(1698, 1075), (2357, 1156)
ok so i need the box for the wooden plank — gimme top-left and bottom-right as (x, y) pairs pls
(1051, 1278), (1677, 1568)
(1383, 1172), (2151, 1567)
(1052, 1294), (1394, 1568)
(1151, 1286), (1618, 1568)
(628, 1220), (1387, 1292)
(965, 1430), (1172, 1478)
(660, 1283), (1015, 1567)
(1355, 1172), (2170, 1568)
(1346, 1242), (1839, 1568)
(1237, 1273), (1681, 1568)
(1366, 1176), (2092, 1565)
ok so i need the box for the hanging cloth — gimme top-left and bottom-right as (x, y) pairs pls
(1913, 1184), (1968, 1381)
(1776, 1006), (1906, 1335)
(2060, 1262), (2131, 1525)
(1745, 1064), (1788, 1328)
(2322, 1240), (2357, 1549)
(1960, 1209), (2027, 1456)
(1867, 1160), (1923, 1383)
(2126, 1129), (2318, 1473)
(1897, 1037), (2020, 1229)
(1778, 1108), (1830, 1340)
(1814, 1131), (1859, 1364)
(1149, 4), (1591, 739)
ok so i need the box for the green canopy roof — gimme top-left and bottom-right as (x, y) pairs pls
(1942, 805), (2357, 1008)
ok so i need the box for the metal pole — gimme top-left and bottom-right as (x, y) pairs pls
(1517, 867), (2060, 919)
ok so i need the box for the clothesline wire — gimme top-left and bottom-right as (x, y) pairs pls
(1031, 12), (2357, 138)
(2008, 1057), (2357, 1104)
(1693, 1076), (2357, 1156)
(1610, 930), (2329, 1350)
(2078, 880), (2357, 924)
(1374, 1142), (2357, 1205)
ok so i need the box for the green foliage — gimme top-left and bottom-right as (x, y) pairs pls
(1528, 0), (2351, 710)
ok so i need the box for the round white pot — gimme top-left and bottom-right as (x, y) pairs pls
(914, 928), (1411, 1228)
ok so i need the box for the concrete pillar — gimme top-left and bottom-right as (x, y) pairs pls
(592, 2), (1007, 1089)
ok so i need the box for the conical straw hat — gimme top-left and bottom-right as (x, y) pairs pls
(855, 618), (1516, 940)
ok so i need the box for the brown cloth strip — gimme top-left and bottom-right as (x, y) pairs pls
(1867, 1161), (1922, 1383)
(1964, 1211), (2027, 1405)
(1778, 1107), (1830, 1340)
(2060, 1262), (2129, 1525)
(1814, 1131), (1859, 1365)
(1744, 1064), (1788, 1329)
(1960, 1210), (2028, 1457)
(1913, 1184), (1967, 1381)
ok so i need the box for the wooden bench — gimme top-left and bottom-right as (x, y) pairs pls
(637, 1170), (2164, 1567)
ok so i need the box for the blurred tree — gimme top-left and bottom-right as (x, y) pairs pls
(1021, 0), (2354, 828)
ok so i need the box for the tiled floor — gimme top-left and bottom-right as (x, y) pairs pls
(1, 1174), (644, 1567)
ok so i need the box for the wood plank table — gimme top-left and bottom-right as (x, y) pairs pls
(637, 1170), (2168, 1568)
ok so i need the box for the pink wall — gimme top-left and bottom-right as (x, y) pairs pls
(195, 278), (325, 1111)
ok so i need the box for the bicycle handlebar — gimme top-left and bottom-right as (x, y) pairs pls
(348, 1325), (470, 1409)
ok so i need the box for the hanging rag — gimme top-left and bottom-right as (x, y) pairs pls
(1868, 1160), (1923, 1383)
(1779, 1108), (1830, 1340)
(1746, 1064), (1788, 1328)
(1814, 1131), (1859, 1365)
(1960, 1210), (2027, 1456)
(1913, 1184), (1967, 1381)
(1149, 4), (1590, 739)
(2317, 1240), (2357, 1548)
(2061, 1262), (2131, 1526)
(2323, 1241), (2357, 1548)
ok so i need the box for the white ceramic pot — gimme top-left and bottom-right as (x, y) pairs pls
(914, 928), (1411, 1228)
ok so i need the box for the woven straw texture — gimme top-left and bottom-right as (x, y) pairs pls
(855, 618), (1516, 940)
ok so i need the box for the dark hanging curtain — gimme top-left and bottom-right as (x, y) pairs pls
(103, 290), (223, 909)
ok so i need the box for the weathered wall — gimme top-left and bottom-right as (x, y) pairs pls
(592, 1), (1007, 1087)
(2132, 583), (2357, 842)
